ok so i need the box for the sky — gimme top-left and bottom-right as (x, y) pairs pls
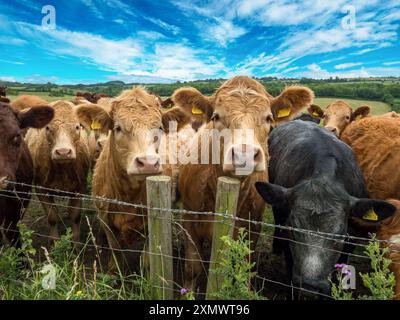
(0, 0), (399, 84)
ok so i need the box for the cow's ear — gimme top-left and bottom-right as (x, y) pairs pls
(307, 104), (324, 118)
(172, 87), (213, 121)
(352, 105), (370, 121)
(162, 106), (191, 132)
(161, 97), (174, 109)
(0, 97), (10, 103)
(75, 103), (113, 134)
(350, 198), (396, 222)
(271, 86), (314, 124)
(255, 182), (290, 207)
(20, 105), (54, 129)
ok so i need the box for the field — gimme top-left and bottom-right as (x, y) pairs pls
(313, 97), (390, 115)
(0, 91), (396, 300)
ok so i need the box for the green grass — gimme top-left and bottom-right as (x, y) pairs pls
(314, 97), (390, 115)
(7, 92), (75, 103)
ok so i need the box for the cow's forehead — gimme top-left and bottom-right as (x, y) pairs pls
(50, 101), (79, 124)
(112, 103), (162, 129)
(326, 102), (352, 114)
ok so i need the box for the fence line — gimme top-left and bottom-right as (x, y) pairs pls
(3, 179), (399, 246)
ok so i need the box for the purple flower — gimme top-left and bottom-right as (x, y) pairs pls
(180, 288), (188, 295)
(335, 263), (346, 269)
(343, 269), (352, 276)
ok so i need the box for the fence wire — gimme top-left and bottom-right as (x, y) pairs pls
(1, 179), (400, 300)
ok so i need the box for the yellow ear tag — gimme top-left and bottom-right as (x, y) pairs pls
(277, 107), (291, 118)
(91, 120), (102, 130)
(355, 115), (363, 121)
(192, 105), (204, 115)
(363, 208), (379, 221)
(312, 112), (320, 117)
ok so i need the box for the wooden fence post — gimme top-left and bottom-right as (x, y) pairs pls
(206, 176), (240, 300)
(146, 175), (173, 300)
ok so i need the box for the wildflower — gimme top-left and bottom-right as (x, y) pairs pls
(335, 263), (346, 269)
(75, 290), (83, 297)
(180, 288), (188, 295)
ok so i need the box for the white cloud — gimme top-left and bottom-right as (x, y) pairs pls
(15, 22), (142, 74)
(0, 76), (16, 82)
(0, 58), (24, 65)
(206, 19), (247, 47)
(23, 74), (59, 83)
(113, 19), (124, 24)
(145, 17), (180, 35)
(334, 62), (363, 69)
(0, 35), (27, 46)
(384, 61), (400, 66)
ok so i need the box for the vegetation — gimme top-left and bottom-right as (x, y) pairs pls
(2, 77), (399, 112)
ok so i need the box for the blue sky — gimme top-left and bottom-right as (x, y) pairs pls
(0, 0), (399, 84)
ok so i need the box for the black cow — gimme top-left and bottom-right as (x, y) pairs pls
(294, 113), (321, 124)
(255, 120), (395, 298)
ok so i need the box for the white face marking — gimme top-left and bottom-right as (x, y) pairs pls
(301, 253), (323, 278)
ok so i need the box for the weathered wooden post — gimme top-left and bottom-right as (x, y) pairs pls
(146, 176), (173, 300)
(206, 176), (240, 300)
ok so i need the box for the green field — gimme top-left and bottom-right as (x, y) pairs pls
(313, 97), (390, 115)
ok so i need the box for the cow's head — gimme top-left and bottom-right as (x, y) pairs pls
(256, 180), (396, 296)
(0, 102), (53, 189)
(309, 101), (370, 137)
(172, 76), (314, 176)
(43, 100), (85, 164)
(76, 87), (189, 176)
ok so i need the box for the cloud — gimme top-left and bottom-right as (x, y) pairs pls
(0, 35), (27, 46)
(206, 19), (247, 47)
(15, 22), (142, 74)
(0, 58), (24, 65)
(23, 74), (59, 83)
(0, 76), (17, 82)
(144, 17), (180, 35)
(334, 62), (363, 69)
(383, 61), (400, 66)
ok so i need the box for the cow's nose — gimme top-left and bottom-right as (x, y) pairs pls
(55, 148), (73, 157)
(325, 126), (338, 136)
(0, 176), (8, 190)
(134, 155), (161, 174)
(229, 144), (263, 168)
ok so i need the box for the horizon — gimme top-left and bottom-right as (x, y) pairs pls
(0, 1), (399, 84)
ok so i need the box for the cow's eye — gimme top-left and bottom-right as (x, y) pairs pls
(159, 126), (164, 132)
(211, 112), (220, 121)
(114, 125), (122, 133)
(346, 115), (350, 120)
(265, 114), (273, 123)
(46, 126), (50, 131)
(11, 134), (21, 146)
(75, 125), (81, 130)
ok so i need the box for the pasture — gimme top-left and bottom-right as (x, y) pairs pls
(0, 87), (397, 301)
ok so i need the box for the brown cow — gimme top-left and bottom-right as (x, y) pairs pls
(378, 199), (400, 300)
(341, 116), (400, 200)
(76, 91), (109, 104)
(0, 86), (6, 97)
(0, 102), (53, 246)
(75, 86), (190, 271)
(25, 100), (91, 243)
(172, 76), (314, 293)
(308, 100), (370, 136)
(11, 95), (49, 111)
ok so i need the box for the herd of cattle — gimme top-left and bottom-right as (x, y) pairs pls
(0, 77), (399, 300)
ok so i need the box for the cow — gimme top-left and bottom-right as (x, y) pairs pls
(25, 100), (91, 243)
(171, 76), (314, 294)
(75, 86), (190, 272)
(0, 86), (6, 97)
(341, 116), (400, 200)
(76, 91), (109, 104)
(377, 199), (400, 300)
(0, 101), (54, 247)
(308, 101), (370, 137)
(0, 97), (10, 103)
(11, 95), (49, 112)
(255, 120), (396, 298)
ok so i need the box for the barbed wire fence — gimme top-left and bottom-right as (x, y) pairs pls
(1, 177), (399, 300)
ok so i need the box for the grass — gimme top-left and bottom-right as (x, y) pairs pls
(314, 97), (390, 115)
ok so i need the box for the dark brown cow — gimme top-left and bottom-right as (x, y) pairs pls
(0, 102), (53, 246)
(172, 76), (314, 293)
(76, 92), (109, 104)
(0, 86), (6, 97)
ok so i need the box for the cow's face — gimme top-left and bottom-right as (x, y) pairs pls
(45, 101), (83, 164)
(0, 102), (53, 189)
(308, 102), (370, 137)
(172, 76), (314, 176)
(256, 181), (396, 297)
(76, 87), (189, 177)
